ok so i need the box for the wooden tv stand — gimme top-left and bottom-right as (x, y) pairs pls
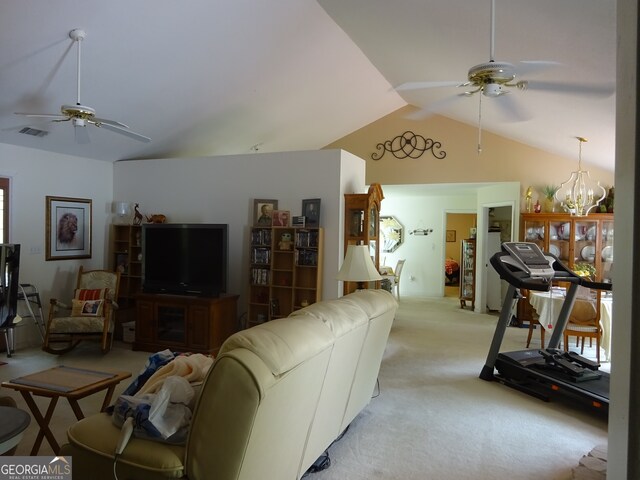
(133, 293), (239, 355)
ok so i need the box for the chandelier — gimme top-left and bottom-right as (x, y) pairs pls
(555, 137), (606, 216)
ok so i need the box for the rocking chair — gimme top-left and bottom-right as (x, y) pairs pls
(43, 266), (120, 354)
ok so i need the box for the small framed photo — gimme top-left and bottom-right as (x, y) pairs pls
(254, 199), (278, 226)
(46, 196), (92, 261)
(272, 210), (290, 227)
(302, 198), (321, 227)
(446, 230), (456, 242)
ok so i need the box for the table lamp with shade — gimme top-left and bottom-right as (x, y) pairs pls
(336, 244), (382, 290)
(113, 202), (131, 224)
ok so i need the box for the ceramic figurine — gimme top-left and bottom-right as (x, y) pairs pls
(133, 204), (143, 225)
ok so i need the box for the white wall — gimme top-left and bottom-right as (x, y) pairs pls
(113, 149), (366, 313)
(380, 191), (477, 297)
(608, 0), (637, 475)
(0, 143), (114, 348)
(379, 182), (519, 301)
(1, 145), (364, 347)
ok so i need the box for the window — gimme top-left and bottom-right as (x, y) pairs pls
(0, 177), (9, 243)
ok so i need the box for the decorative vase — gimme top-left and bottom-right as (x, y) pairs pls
(544, 197), (555, 213)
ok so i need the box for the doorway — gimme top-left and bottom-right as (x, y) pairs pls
(444, 212), (477, 298)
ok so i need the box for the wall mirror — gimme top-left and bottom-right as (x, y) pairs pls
(380, 216), (404, 253)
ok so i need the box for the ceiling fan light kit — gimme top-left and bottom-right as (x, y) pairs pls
(14, 28), (150, 144)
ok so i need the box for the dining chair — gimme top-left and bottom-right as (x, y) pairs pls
(521, 289), (545, 349)
(563, 288), (602, 364)
(43, 266), (120, 354)
(390, 259), (405, 300)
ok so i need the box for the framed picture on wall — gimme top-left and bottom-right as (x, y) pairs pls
(45, 196), (92, 260)
(254, 199), (278, 226)
(446, 230), (456, 242)
(272, 210), (290, 227)
(302, 198), (321, 227)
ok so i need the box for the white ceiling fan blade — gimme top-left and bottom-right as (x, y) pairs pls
(14, 112), (67, 120)
(516, 61), (562, 76)
(96, 122), (151, 143)
(93, 117), (130, 129)
(74, 125), (90, 144)
(524, 80), (615, 98)
(406, 93), (468, 120)
(395, 80), (464, 92)
(492, 94), (532, 122)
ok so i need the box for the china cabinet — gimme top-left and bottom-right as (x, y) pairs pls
(343, 183), (384, 294)
(459, 239), (476, 310)
(520, 213), (613, 282)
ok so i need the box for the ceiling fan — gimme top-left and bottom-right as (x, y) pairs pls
(395, 0), (614, 146)
(15, 29), (151, 145)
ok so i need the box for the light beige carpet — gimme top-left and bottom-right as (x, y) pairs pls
(0, 296), (607, 479)
(311, 297), (607, 480)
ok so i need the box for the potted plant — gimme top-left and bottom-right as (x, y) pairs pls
(573, 262), (596, 281)
(542, 185), (559, 212)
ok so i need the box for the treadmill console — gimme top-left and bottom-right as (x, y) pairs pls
(501, 242), (555, 281)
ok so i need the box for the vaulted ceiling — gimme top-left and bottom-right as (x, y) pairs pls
(0, 1), (615, 171)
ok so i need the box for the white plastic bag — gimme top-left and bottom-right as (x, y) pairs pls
(147, 376), (194, 439)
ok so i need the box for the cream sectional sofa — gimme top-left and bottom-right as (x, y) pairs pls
(60, 289), (398, 479)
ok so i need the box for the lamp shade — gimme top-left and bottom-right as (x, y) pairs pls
(114, 202), (130, 216)
(336, 245), (382, 282)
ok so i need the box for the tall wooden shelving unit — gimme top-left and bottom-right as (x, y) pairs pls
(459, 238), (476, 310)
(342, 184), (384, 295)
(112, 224), (143, 326)
(247, 226), (324, 328)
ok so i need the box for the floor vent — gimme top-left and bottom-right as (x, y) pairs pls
(18, 127), (48, 137)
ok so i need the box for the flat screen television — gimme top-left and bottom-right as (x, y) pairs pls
(0, 244), (20, 329)
(142, 224), (228, 297)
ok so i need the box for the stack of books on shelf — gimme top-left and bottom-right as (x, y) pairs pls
(251, 229), (272, 245)
(251, 247), (271, 264)
(251, 268), (270, 285)
(296, 250), (318, 266)
(295, 230), (319, 248)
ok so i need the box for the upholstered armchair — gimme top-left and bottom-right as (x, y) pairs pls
(43, 266), (120, 354)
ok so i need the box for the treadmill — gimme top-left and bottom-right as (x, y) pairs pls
(479, 242), (612, 414)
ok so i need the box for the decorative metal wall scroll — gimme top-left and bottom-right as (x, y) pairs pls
(371, 131), (447, 161)
(410, 228), (433, 236)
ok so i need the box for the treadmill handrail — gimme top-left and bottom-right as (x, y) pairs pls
(490, 251), (613, 292)
(489, 252), (577, 291)
(578, 276), (613, 291)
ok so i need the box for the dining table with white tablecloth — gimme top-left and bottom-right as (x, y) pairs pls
(529, 289), (613, 361)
